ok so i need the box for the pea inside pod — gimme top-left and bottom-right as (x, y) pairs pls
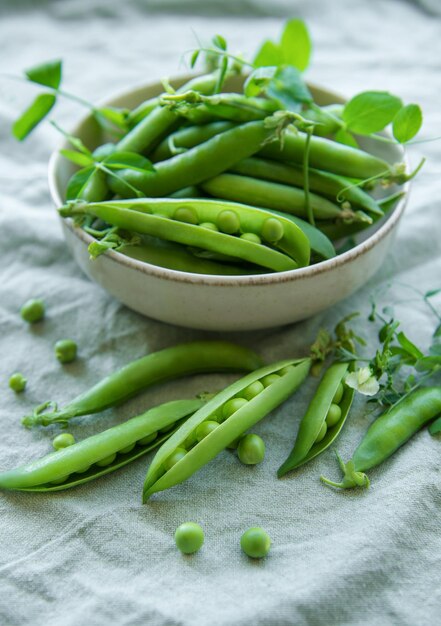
(143, 357), (311, 501)
(0, 399), (204, 492)
(277, 362), (354, 477)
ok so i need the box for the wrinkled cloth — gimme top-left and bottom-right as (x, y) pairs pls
(1, 1), (441, 625)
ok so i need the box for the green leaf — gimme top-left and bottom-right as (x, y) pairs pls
(429, 416), (441, 436)
(334, 128), (359, 148)
(12, 93), (56, 140)
(396, 331), (424, 360)
(425, 289), (441, 299)
(66, 166), (94, 200)
(25, 59), (62, 89)
(415, 355), (441, 372)
(60, 149), (94, 167)
(267, 66), (312, 111)
(103, 152), (154, 173)
(190, 49), (200, 68)
(96, 107), (129, 131)
(434, 323), (441, 339)
(253, 40), (282, 68)
(50, 121), (93, 156)
(280, 19), (312, 72)
(212, 34), (227, 51)
(393, 104), (423, 143)
(342, 91), (403, 135)
(244, 66), (277, 97)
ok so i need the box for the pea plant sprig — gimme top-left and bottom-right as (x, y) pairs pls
(337, 286), (441, 408)
(4, 59), (130, 141)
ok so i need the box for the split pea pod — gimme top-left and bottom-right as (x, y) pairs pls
(1, 399), (203, 492)
(278, 362), (354, 477)
(259, 132), (395, 180)
(117, 72), (220, 155)
(108, 120), (277, 199)
(230, 158), (384, 217)
(321, 387), (441, 490)
(22, 341), (263, 428)
(60, 198), (310, 271)
(201, 173), (363, 222)
(152, 121), (237, 162)
(143, 358), (311, 501)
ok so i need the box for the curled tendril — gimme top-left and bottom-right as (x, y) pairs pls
(320, 452), (370, 490)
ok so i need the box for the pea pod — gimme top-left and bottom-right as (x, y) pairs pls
(61, 198), (311, 272)
(108, 120), (276, 199)
(321, 387), (441, 490)
(278, 362), (354, 477)
(152, 121), (236, 162)
(143, 358), (311, 501)
(1, 399), (203, 492)
(259, 132), (395, 180)
(22, 341), (263, 428)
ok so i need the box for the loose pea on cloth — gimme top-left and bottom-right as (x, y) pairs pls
(1, 1), (440, 624)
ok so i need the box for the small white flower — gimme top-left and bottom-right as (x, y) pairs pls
(345, 367), (380, 396)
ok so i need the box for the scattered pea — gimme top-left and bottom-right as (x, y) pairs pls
(240, 232), (261, 245)
(218, 209), (240, 234)
(261, 374), (280, 388)
(332, 383), (344, 404)
(315, 421), (327, 443)
(55, 339), (77, 364)
(174, 206), (198, 225)
(196, 420), (219, 442)
(174, 522), (204, 554)
(325, 403), (342, 427)
(9, 372), (27, 393)
(222, 397), (248, 420)
(163, 447), (187, 471)
(138, 432), (158, 446)
(242, 380), (265, 401)
(96, 453), (117, 467)
(237, 434), (265, 465)
(240, 527), (271, 559)
(20, 298), (45, 324)
(52, 433), (75, 451)
(262, 218), (284, 243)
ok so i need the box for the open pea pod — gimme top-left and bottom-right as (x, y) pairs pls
(60, 196), (310, 273)
(143, 358), (311, 501)
(0, 399), (203, 492)
(277, 362), (354, 477)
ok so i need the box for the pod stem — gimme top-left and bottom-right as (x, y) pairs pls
(320, 452), (370, 490)
(21, 402), (72, 428)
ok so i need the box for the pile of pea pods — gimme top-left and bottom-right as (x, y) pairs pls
(59, 64), (410, 275)
(2, 333), (441, 498)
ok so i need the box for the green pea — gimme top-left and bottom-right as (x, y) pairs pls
(55, 339), (77, 364)
(218, 210), (240, 234)
(227, 435), (243, 450)
(315, 421), (327, 443)
(261, 374), (281, 388)
(183, 429), (198, 450)
(120, 443), (135, 454)
(173, 206), (199, 225)
(75, 466), (90, 474)
(279, 366), (295, 376)
(237, 434), (265, 465)
(52, 433), (75, 451)
(242, 380), (265, 401)
(9, 372), (27, 393)
(96, 453), (117, 467)
(164, 447), (187, 471)
(222, 397), (248, 420)
(332, 383), (344, 404)
(262, 218), (284, 243)
(196, 420), (219, 442)
(51, 475), (69, 485)
(326, 403), (342, 427)
(174, 522), (204, 554)
(199, 222), (218, 231)
(138, 432), (158, 446)
(20, 298), (45, 324)
(240, 232), (261, 245)
(159, 422), (175, 434)
(240, 527), (271, 559)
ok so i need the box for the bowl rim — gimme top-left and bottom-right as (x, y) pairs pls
(48, 75), (410, 288)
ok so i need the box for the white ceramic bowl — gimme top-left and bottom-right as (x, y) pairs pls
(49, 75), (408, 331)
